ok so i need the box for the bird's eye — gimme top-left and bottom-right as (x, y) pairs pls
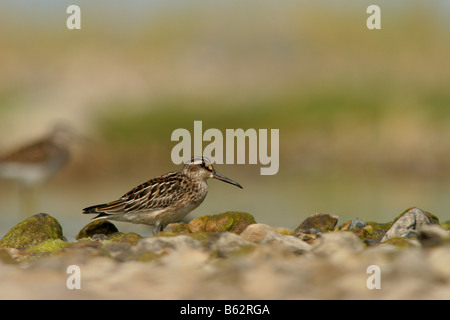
(200, 162), (205, 168)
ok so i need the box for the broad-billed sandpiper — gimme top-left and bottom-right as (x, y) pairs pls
(82, 156), (243, 234)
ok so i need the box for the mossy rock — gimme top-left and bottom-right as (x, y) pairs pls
(188, 211), (256, 234)
(393, 207), (439, 225)
(295, 213), (339, 233)
(76, 220), (119, 240)
(0, 213), (65, 249)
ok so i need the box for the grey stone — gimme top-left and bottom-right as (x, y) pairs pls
(240, 223), (310, 254)
(382, 208), (438, 242)
(348, 218), (368, 230)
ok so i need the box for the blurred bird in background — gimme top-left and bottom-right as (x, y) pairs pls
(0, 123), (78, 216)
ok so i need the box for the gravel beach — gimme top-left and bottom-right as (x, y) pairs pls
(0, 208), (449, 300)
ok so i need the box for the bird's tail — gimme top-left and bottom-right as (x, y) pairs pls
(82, 199), (125, 219)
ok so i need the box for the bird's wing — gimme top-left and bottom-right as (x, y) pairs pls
(83, 172), (187, 215)
(0, 136), (58, 164)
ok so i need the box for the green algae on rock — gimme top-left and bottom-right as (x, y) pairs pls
(188, 211), (256, 234)
(0, 213), (65, 249)
(26, 239), (70, 254)
(108, 232), (142, 245)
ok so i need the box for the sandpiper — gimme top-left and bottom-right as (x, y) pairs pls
(0, 123), (76, 215)
(0, 123), (76, 186)
(82, 156), (243, 235)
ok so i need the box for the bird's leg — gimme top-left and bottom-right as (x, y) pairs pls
(152, 223), (166, 236)
(152, 223), (160, 237)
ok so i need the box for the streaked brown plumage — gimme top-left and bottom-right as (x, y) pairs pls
(82, 157), (243, 235)
(0, 123), (75, 186)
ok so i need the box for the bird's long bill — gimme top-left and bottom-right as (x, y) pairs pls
(213, 171), (243, 189)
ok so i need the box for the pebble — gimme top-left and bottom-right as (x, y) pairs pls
(239, 223), (279, 243)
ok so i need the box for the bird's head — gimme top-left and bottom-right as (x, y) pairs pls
(182, 156), (243, 189)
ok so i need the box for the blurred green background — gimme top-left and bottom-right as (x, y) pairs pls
(1, 0), (450, 238)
